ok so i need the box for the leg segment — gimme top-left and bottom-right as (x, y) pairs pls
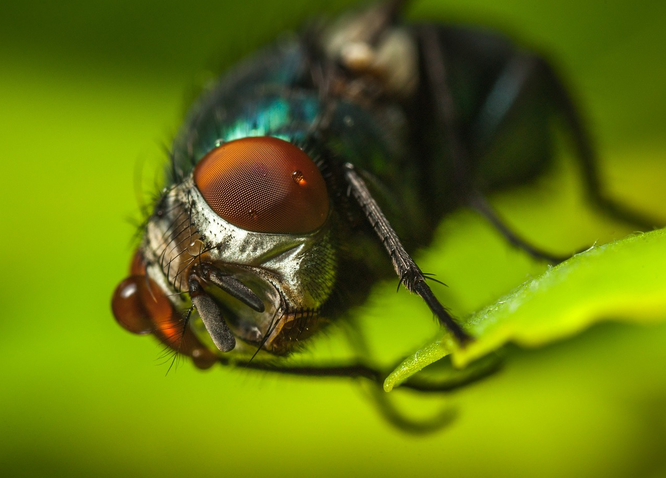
(217, 354), (501, 393)
(532, 57), (660, 229)
(472, 52), (660, 229)
(469, 191), (570, 263)
(343, 162), (471, 344)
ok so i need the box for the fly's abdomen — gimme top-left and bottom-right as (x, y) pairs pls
(411, 24), (556, 197)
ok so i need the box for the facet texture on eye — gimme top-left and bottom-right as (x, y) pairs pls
(193, 136), (329, 233)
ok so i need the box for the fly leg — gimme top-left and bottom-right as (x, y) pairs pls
(470, 51), (660, 231)
(468, 191), (569, 263)
(343, 162), (471, 344)
(416, 26), (568, 262)
(531, 57), (661, 230)
(217, 354), (500, 392)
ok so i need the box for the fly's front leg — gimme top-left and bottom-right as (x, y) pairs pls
(343, 163), (471, 344)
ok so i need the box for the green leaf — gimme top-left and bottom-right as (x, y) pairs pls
(386, 228), (666, 391)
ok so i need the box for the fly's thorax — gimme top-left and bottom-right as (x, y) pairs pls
(320, 3), (419, 100)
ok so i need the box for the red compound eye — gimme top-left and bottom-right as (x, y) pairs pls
(111, 273), (218, 370)
(193, 136), (329, 233)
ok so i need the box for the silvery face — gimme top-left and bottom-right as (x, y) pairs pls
(141, 175), (337, 357)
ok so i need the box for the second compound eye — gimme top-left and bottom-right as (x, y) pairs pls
(193, 136), (329, 234)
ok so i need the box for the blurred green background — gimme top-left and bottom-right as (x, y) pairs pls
(2, 0), (666, 476)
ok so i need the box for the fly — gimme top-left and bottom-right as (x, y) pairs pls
(112, 1), (657, 386)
